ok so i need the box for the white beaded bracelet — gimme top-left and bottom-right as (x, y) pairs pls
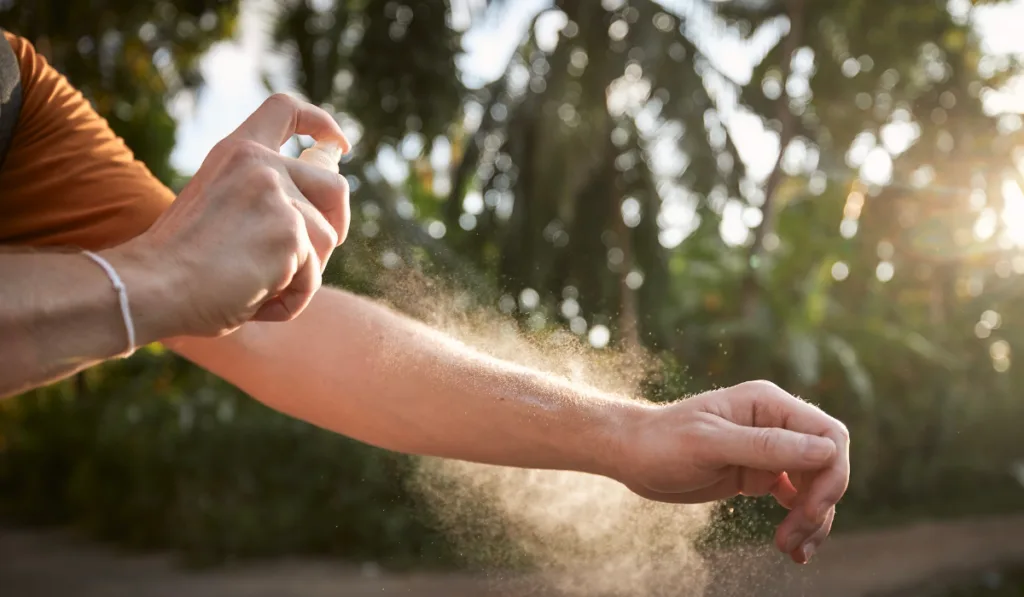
(82, 250), (137, 358)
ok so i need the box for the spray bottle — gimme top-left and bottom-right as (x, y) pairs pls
(297, 139), (345, 173)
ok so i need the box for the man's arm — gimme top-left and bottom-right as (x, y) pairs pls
(166, 287), (640, 479)
(0, 247), (178, 398)
(167, 285), (851, 564)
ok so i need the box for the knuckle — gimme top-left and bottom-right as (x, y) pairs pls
(323, 221), (340, 246)
(679, 412), (718, 457)
(752, 427), (777, 454)
(332, 177), (351, 233)
(266, 92), (298, 110)
(285, 209), (306, 241)
(209, 138), (234, 160)
(309, 218), (338, 252)
(269, 208), (304, 251)
(216, 138), (265, 165)
(297, 201), (337, 245)
(332, 173), (350, 195)
(834, 422), (851, 444)
(233, 139), (269, 162)
(742, 379), (782, 396)
(249, 164), (281, 190)
(320, 174), (349, 215)
(740, 379), (791, 407)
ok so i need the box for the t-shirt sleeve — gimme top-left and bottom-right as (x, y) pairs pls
(0, 32), (175, 251)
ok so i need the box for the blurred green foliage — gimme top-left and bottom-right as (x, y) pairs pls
(3, 0), (1024, 569)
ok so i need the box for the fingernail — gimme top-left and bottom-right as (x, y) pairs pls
(801, 542), (816, 562)
(803, 437), (835, 463)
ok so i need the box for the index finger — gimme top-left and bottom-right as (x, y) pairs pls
(281, 157), (351, 244)
(231, 93), (351, 153)
(740, 381), (851, 516)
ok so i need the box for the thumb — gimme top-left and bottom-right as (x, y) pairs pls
(711, 422), (837, 472)
(232, 93), (349, 152)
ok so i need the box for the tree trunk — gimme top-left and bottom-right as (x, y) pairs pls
(740, 0), (805, 319)
(444, 80), (507, 231)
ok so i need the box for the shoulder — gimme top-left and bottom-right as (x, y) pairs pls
(0, 31), (175, 251)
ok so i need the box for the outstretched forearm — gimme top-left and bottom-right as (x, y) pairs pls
(166, 287), (852, 566)
(0, 246), (177, 398)
(167, 287), (644, 477)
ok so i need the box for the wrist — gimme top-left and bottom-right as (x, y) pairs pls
(587, 396), (658, 483)
(98, 239), (188, 346)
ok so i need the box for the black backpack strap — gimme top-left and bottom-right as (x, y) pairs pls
(0, 29), (23, 172)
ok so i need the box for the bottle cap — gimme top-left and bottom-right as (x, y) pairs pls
(298, 140), (344, 173)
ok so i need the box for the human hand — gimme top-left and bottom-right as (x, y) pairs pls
(616, 380), (850, 564)
(108, 94), (351, 339)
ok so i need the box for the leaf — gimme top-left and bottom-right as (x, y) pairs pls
(824, 334), (874, 408)
(772, 175), (808, 211)
(864, 321), (962, 370)
(942, 28), (966, 52)
(787, 329), (820, 385)
(801, 259), (836, 327)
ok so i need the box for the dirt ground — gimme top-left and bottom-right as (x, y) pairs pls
(3, 514), (1024, 597)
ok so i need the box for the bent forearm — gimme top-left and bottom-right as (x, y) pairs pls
(0, 246), (178, 398)
(168, 287), (645, 478)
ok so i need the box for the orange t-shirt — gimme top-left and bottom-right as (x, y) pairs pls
(0, 32), (173, 251)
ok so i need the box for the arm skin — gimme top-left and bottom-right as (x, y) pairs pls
(0, 247), (177, 398)
(165, 286), (645, 480)
(2, 252), (845, 563)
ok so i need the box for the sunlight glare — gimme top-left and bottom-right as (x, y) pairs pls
(974, 207), (998, 242)
(880, 120), (919, 155)
(534, 10), (568, 52)
(1001, 179), (1024, 247)
(876, 261), (895, 282)
(861, 147), (893, 185)
(588, 325), (611, 349)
